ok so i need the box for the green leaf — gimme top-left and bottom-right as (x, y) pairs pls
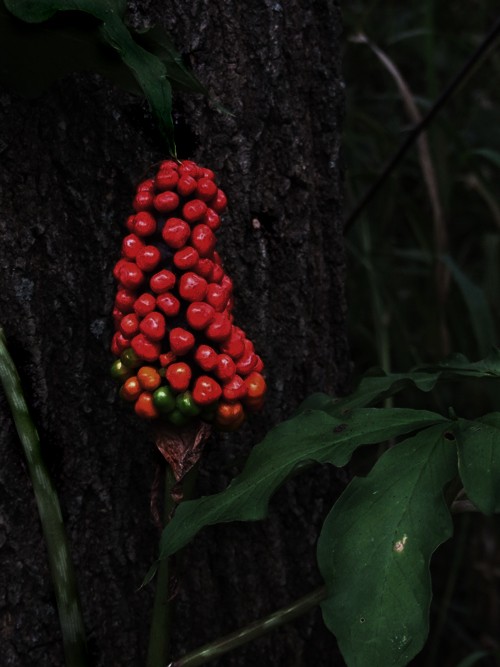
(4, 0), (126, 22)
(0, 328), (89, 665)
(473, 148), (500, 169)
(442, 255), (496, 357)
(455, 651), (489, 667)
(333, 348), (500, 414)
(4, 0), (177, 153)
(317, 423), (457, 667)
(158, 408), (446, 561)
(456, 413), (500, 515)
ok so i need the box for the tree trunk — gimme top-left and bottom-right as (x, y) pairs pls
(0, 1), (349, 665)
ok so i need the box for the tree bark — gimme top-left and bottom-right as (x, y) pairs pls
(0, 1), (348, 665)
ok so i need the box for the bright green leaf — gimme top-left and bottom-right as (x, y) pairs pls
(158, 408), (446, 562)
(456, 413), (500, 515)
(317, 423), (457, 667)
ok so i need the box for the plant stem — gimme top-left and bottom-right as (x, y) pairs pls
(168, 586), (327, 667)
(0, 328), (88, 667)
(147, 463), (177, 667)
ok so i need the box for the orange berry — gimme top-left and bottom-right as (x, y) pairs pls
(120, 376), (141, 402)
(137, 366), (161, 391)
(134, 392), (159, 419)
(245, 372), (267, 399)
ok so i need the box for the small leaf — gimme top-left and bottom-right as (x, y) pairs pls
(317, 424), (457, 667)
(158, 408), (446, 561)
(442, 255), (496, 357)
(455, 651), (490, 667)
(473, 148), (500, 169)
(4, 0), (126, 23)
(456, 413), (500, 515)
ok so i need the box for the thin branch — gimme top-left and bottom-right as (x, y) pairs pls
(344, 16), (500, 232)
(168, 586), (327, 667)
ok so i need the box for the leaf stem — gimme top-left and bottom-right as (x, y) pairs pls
(0, 328), (88, 667)
(168, 586), (327, 667)
(146, 464), (177, 667)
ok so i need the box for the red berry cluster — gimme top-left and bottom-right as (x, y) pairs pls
(110, 159), (266, 430)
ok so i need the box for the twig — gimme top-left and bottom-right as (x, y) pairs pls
(168, 586), (327, 667)
(0, 328), (88, 667)
(344, 16), (500, 232)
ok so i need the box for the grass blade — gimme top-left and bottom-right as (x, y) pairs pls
(0, 327), (88, 667)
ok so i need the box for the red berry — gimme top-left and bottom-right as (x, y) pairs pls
(131, 334), (160, 362)
(133, 191), (154, 211)
(134, 392), (159, 419)
(120, 313), (140, 338)
(121, 234), (144, 260)
(220, 329), (245, 359)
(191, 224), (216, 257)
(210, 263), (224, 283)
(133, 211), (157, 237)
(194, 344), (219, 371)
(179, 272), (208, 302)
(166, 362), (192, 392)
(137, 178), (154, 193)
(136, 245), (161, 272)
(186, 302), (215, 330)
(196, 178), (218, 201)
(159, 351), (177, 367)
(222, 374), (247, 402)
(173, 246), (200, 270)
(119, 262), (145, 290)
(112, 331), (131, 355)
(206, 283), (229, 312)
(155, 169), (179, 191)
(113, 307), (124, 325)
(162, 218), (191, 249)
(194, 258), (214, 279)
(205, 312), (232, 342)
(209, 189), (227, 213)
(169, 327), (195, 355)
(156, 292), (180, 317)
(160, 159), (179, 171)
(202, 208), (221, 231)
(179, 161), (199, 178)
(199, 167), (215, 180)
(253, 355), (264, 373)
(154, 191), (180, 213)
(182, 199), (207, 224)
(150, 269), (176, 294)
(115, 288), (136, 313)
(134, 293), (156, 317)
(215, 354), (236, 382)
(125, 215), (136, 232)
(139, 312), (166, 341)
(177, 175), (197, 197)
(192, 376), (222, 405)
(221, 274), (233, 295)
(236, 350), (257, 375)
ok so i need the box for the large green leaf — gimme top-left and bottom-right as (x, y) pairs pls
(456, 413), (500, 515)
(317, 423), (457, 667)
(158, 407), (446, 561)
(3, 0), (204, 153)
(332, 348), (500, 414)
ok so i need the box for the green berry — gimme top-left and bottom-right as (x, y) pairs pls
(121, 348), (142, 368)
(176, 391), (202, 417)
(153, 386), (176, 414)
(167, 409), (190, 426)
(111, 359), (132, 382)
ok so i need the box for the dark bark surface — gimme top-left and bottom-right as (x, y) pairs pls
(0, 1), (348, 665)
